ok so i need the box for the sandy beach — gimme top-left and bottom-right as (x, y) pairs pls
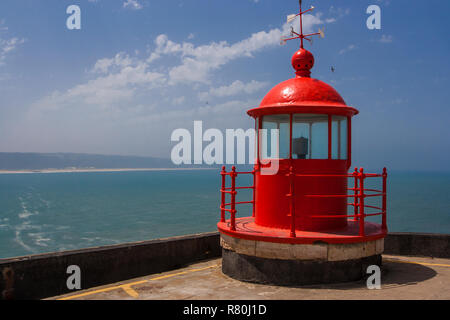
(0, 168), (215, 174)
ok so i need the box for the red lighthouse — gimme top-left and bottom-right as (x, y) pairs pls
(218, 1), (388, 285)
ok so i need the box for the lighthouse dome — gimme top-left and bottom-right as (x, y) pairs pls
(247, 49), (358, 117)
(259, 77), (347, 108)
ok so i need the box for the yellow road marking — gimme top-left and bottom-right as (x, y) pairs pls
(384, 258), (450, 268)
(58, 280), (147, 300)
(58, 265), (218, 300)
(122, 285), (139, 298)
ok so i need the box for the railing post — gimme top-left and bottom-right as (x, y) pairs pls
(220, 166), (226, 223)
(359, 168), (365, 237)
(289, 166), (296, 238)
(382, 167), (387, 231)
(230, 166), (237, 231)
(353, 167), (359, 222)
(252, 164), (258, 218)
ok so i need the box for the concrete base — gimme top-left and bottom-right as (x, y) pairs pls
(222, 249), (382, 286)
(220, 234), (384, 285)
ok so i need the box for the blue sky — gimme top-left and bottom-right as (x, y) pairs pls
(0, 0), (449, 171)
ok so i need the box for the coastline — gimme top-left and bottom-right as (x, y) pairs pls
(0, 168), (215, 174)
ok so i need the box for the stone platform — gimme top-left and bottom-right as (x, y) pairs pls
(50, 255), (450, 300)
(220, 234), (384, 285)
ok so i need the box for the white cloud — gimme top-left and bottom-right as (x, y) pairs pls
(0, 20), (8, 31)
(167, 29), (282, 85)
(34, 60), (165, 111)
(328, 7), (350, 19)
(123, 0), (143, 10)
(91, 52), (134, 74)
(339, 44), (356, 55)
(147, 12), (328, 85)
(378, 35), (393, 43)
(0, 38), (25, 65)
(0, 21), (25, 66)
(198, 80), (268, 101)
(172, 96), (186, 105)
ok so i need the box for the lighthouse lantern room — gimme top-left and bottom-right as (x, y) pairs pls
(218, 0), (388, 285)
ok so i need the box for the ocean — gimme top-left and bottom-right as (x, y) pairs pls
(0, 170), (449, 259)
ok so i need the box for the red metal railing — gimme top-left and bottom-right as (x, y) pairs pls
(219, 166), (387, 238)
(297, 167), (388, 237)
(220, 166), (256, 231)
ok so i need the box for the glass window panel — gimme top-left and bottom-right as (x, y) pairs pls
(311, 121), (328, 159)
(292, 122), (309, 159)
(261, 114), (290, 159)
(340, 118), (348, 159)
(331, 116), (348, 160)
(292, 114), (328, 160)
(254, 118), (259, 162)
(331, 120), (339, 159)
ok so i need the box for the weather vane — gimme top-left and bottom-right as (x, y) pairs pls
(281, 0), (325, 48)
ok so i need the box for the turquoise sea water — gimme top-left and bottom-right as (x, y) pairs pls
(0, 170), (449, 259)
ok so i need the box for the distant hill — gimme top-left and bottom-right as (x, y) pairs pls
(0, 153), (179, 170)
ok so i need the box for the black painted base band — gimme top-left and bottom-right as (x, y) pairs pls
(222, 248), (382, 286)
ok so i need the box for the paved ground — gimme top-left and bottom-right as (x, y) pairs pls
(52, 255), (450, 300)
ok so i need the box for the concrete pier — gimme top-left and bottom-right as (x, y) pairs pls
(1, 232), (449, 300)
(51, 254), (450, 300)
